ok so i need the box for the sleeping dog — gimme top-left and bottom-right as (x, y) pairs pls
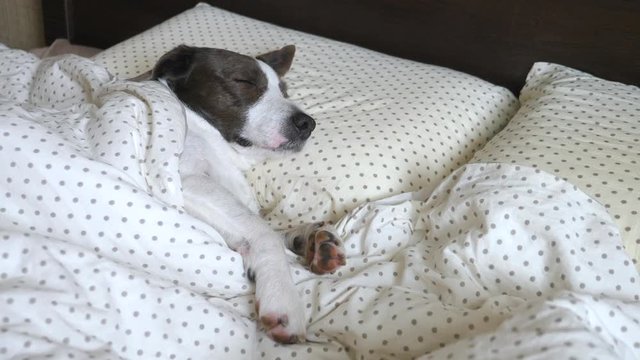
(147, 45), (346, 343)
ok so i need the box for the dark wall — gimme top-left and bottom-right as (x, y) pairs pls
(43, 0), (640, 93)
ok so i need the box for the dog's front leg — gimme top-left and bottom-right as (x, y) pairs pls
(182, 175), (306, 344)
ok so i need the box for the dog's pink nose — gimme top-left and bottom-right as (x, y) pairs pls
(291, 112), (316, 140)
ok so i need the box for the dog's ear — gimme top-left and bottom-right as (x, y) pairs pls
(257, 45), (296, 77)
(152, 45), (197, 84)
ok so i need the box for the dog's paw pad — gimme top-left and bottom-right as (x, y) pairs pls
(305, 229), (346, 274)
(260, 313), (288, 328)
(268, 328), (303, 344)
(259, 313), (304, 344)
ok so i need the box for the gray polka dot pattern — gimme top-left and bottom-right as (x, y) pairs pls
(1, 47), (254, 359)
(472, 62), (640, 269)
(92, 3), (519, 227)
(3, 20), (639, 360)
(265, 163), (640, 359)
(0, 44), (39, 102)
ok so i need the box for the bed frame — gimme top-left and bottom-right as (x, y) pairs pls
(42, 0), (639, 93)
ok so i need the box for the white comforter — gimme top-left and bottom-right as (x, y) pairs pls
(1, 47), (639, 360)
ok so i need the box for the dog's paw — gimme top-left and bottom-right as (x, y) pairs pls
(288, 222), (346, 274)
(238, 238), (307, 343)
(255, 290), (306, 344)
(306, 227), (346, 274)
(259, 312), (304, 344)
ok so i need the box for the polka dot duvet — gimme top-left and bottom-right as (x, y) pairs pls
(2, 43), (640, 359)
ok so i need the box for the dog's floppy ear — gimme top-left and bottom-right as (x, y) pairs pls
(152, 45), (197, 84)
(257, 45), (296, 77)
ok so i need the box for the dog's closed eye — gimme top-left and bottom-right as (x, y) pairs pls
(233, 78), (256, 86)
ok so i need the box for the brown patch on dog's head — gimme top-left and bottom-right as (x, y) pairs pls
(152, 45), (266, 142)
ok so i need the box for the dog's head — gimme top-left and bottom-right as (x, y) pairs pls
(152, 45), (315, 152)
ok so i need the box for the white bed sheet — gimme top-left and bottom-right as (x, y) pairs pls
(1, 47), (639, 359)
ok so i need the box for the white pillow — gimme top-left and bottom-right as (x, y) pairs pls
(472, 62), (640, 267)
(94, 3), (518, 227)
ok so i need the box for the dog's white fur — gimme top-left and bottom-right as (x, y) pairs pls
(242, 61), (295, 150)
(176, 59), (307, 339)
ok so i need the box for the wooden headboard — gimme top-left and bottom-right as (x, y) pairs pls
(42, 0), (640, 93)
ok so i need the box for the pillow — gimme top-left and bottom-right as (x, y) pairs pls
(472, 62), (640, 267)
(94, 3), (518, 227)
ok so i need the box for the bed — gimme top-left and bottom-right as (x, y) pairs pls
(1, 1), (639, 359)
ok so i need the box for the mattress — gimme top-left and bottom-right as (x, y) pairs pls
(1, 4), (639, 359)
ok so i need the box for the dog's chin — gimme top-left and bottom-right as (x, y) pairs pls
(235, 135), (306, 153)
(277, 140), (306, 152)
(232, 138), (307, 159)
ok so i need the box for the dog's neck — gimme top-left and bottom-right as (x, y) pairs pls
(183, 106), (288, 170)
